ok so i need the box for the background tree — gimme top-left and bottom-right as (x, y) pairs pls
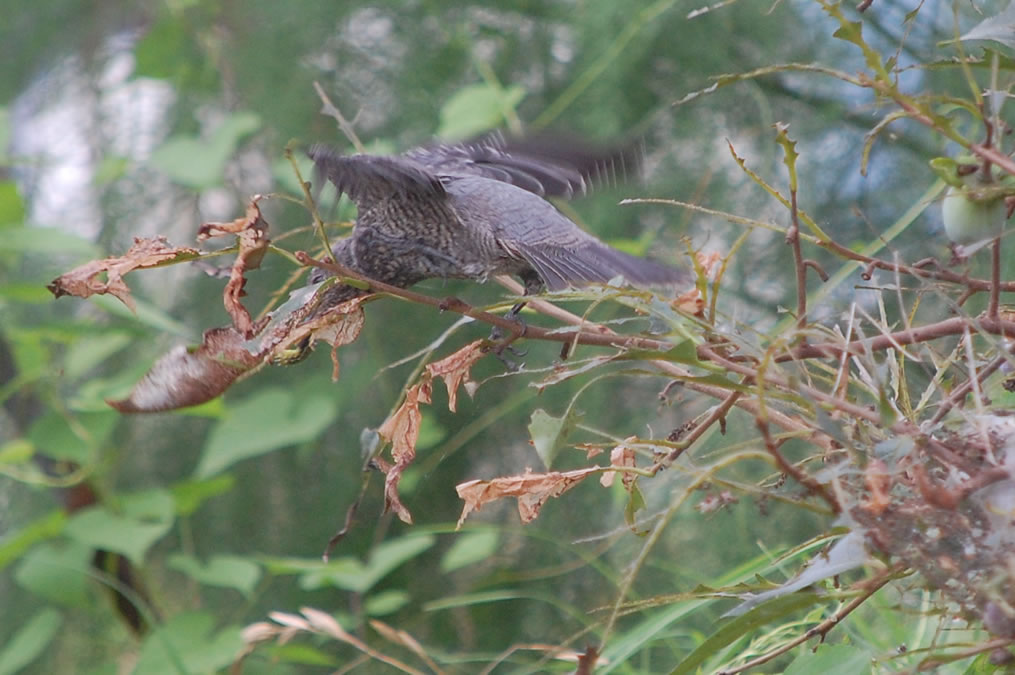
(4, 0), (1015, 672)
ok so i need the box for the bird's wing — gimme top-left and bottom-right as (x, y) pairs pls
(309, 145), (446, 206)
(502, 237), (688, 291)
(405, 132), (641, 200)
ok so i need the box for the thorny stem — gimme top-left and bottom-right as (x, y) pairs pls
(787, 187), (808, 330)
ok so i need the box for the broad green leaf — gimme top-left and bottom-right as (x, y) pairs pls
(195, 387), (338, 478)
(0, 226), (99, 256)
(0, 181), (24, 224)
(440, 530), (499, 572)
(0, 608), (62, 675)
(133, 611), (244, 675)
(64, 503), (173, 565)
(364, 589), (410, 616)
(528, 408), (583, 469)
(62, 332), (132, 380)
(14, 541), (93, 607)
(0, 511), (65, 571)
(168, 554), (261, 597)
(150, 111), (261, 189)
(0, 282), (53, 303)
(26, 410), (118, 463)
(300, 534), (435, 593)
(170, 474), (235, 516)
(436, 83), (525, 141)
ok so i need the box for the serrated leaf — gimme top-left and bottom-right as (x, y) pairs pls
(960, 4), (1015, 49)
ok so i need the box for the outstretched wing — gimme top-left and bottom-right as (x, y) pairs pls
(446, 175), (687, 292)
(308, 145), (446, 206)
(404, 131), (642, 200)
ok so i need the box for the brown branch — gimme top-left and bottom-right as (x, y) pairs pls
(297, 253), (674, 352)
(756, 417), (840, 512)
(784, 316), (1015, 361)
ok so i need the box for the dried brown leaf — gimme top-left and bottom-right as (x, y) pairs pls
(377, 381), (433, 524)
(47, 236), (200, 312)
(455, 466), (600, 529)
(300, 607), (349, 641)
(425, 340), (486, 412)
(672, 287), (704, 316)
(107, 326), (260, 413)
(198, 199), (270, 336)
(601, 438), (637, 488)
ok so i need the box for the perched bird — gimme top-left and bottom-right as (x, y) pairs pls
(306, 132), (687, 302)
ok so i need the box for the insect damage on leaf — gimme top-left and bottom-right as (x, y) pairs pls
(47, 236), (201, 312)
(376, 380), (433, 524)
(455, 466), (602, 528)
(197, 197), (270, 336)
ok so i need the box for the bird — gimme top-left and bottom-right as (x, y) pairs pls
(308, 132), (685, 293)
(279, 133), (688, 363)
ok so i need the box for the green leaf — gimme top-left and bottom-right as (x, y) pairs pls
(364, 589), (410, 616)
(0, 438), (34, 466)
(436, 83), (525, 141)
(150, 111), (261, 189)
(528, 408), (583, 469)
(26, 411), (118, 463)
(168, 554), (262, 597)
(0, 181), (25, 224)
(62, 332), (132, 380)
(0, 608), (62, 675)
(960, 4), (1015, 49)
(0, 510), (66, 571)
(670, 592), (823, 674)
(784, 643), (873, 675)
(265, 643), (339, 667)
(170, 474), (235, 516)
(300, 534), (436, 593)
(64, 501), (174, 565)
(0, 226), (99, 256)
(14, 541), (93, 607)
(195, 387), (338, 478)
(440, 530), (500, 572)
(133, 611), (244, 675)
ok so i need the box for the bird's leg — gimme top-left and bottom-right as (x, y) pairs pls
(488, 274), (543, 364)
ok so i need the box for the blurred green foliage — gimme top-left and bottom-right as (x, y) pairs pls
(2, 0), (1015, 673)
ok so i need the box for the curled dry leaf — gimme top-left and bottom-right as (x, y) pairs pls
(110, 289), (369, 413)
(108, 327), (260, 413)
(672, 287), (704, 316)
(601, 438), (637, 488)
(47, 236), (201, 312)
(425, 339), (486, 412)
(300, 606), (348, 640)
(376, 380), (433, 524)
(455, 466), (600, 529)
(197, 198), (269, 336)
(860, 458), (892, 516)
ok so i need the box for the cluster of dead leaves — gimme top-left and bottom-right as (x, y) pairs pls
(48, 197), (368, 413)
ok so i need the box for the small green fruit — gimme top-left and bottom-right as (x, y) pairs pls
(941, 185), (1006, 245)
